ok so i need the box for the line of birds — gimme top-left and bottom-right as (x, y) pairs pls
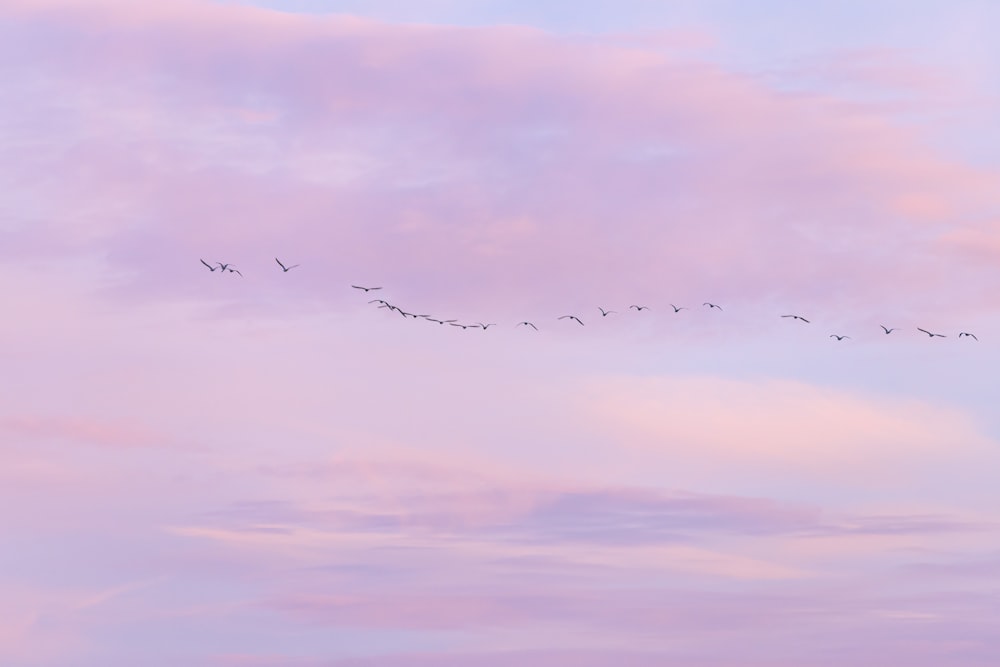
(199, 258), (981, 341)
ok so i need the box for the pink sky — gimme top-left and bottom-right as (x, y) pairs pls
(2, 1), (1000, 665)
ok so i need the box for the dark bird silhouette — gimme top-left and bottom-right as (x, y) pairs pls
(517, 321), (538, 330)
(781, 315), (810, 323)
(227, 268), (243, 277)
(450, 323), (472, 330)
(880, 325), (896, 334)
(559, 315), (585, 326)
(199, 259), (218, 272)
(368, 299), (391, 306)
(426, 318), (457, 325)
(598, 307), (616, 317)
(669, 304), (687, 313)
(275, 258), (299, 272)
(959, 332), (979, 341)
(400, 311), (428, 319)
(352, 285), (382, 292)
(703, 302), (723, 310)
(830, 334), (850, 341)
(216, 262), (233, 272)
(917, 328), (946, 338)
(475, 323), (496, 330)
(629, 305), (649, 311)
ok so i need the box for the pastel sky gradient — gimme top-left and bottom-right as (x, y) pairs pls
(2, 1), (1000, 665)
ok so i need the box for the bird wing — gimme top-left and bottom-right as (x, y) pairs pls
(200, 259), (214, 269)
(275, 258), (286, 270)
(917, 328), (930, 335)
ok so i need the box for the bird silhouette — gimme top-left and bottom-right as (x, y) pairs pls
(959, 332), (979, 341)
(781, 315), (810, 323)
(216, 262), (233, 272)
(880, 325), (896, 334)
(829, 334), (850, 341)
(475, 323), (496, 330)
(199, 259), (218, 272)
(275, 258), (299, 272)
(598, 307), (616, 317)
(517, 321), (538, 330)
(559, 315), (585, 326)
(629, 305), (649, 311)
(449, 323), (472, 330)
(917, 328), (946, 338)
(703, 302), (723, 311)
(425, 318), (457, 325)
(669, 304), (687, 313)
(227, 268), (242, 277)
(352, 285), (382, 292)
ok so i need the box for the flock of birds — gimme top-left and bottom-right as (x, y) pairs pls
(199, 258), (982, 342)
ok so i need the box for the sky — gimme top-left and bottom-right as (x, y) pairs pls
(2, 0), (1000, 665)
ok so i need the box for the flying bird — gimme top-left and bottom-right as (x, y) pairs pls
(703, 302), (723, 310)
(275, 258), (299, 272)
(517, 321), (538, 330)
(917, 328), (946, 338)
(199, 259), (218, 272)
(425, 318), (457, 325)
(475, 323), (496, 330)
(781, 315), (810, 323)
(598, 307), (616, 317)
(450, 323), (472, 330)
(829, 334), (850, 341)
(227, 268), (243, 277)
(559, 315), (585, 326)
(880, 325), (896, 334)
(959, 332), (979, 341)
(216, 262), (233, 272)
(352, 285), (382, 292)
(629, 305), (649, 311)
(669, 304), (687, 313)
(368, 299), (391, 306)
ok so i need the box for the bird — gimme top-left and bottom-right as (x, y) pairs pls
(559, 315), (585, 326)
(368, 299), (391, 306)
(703, 302), (723, 311)
(352, 285), (382, 292)
(917, 328), (946, 338)
(275, 258), (299, 272)
(425, 318), (457, 325)
(199, 259), (218, 272)
(598, 307), (616, 317)
(669, 304), (687, 313)
(959, 332), (979, 341)
(475, 323), (496, 330)
(880, 325), (896, 334)
(227, 268), (243, 277)
(400, 311), (428, 319)
(216, 262), (233, 272)
(830, 334), (850, 341)
(449, 323), (472, 330)
(629, 305), (649, 311)
(781, 315), (810, 323)
(517, 321), (538, 330)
